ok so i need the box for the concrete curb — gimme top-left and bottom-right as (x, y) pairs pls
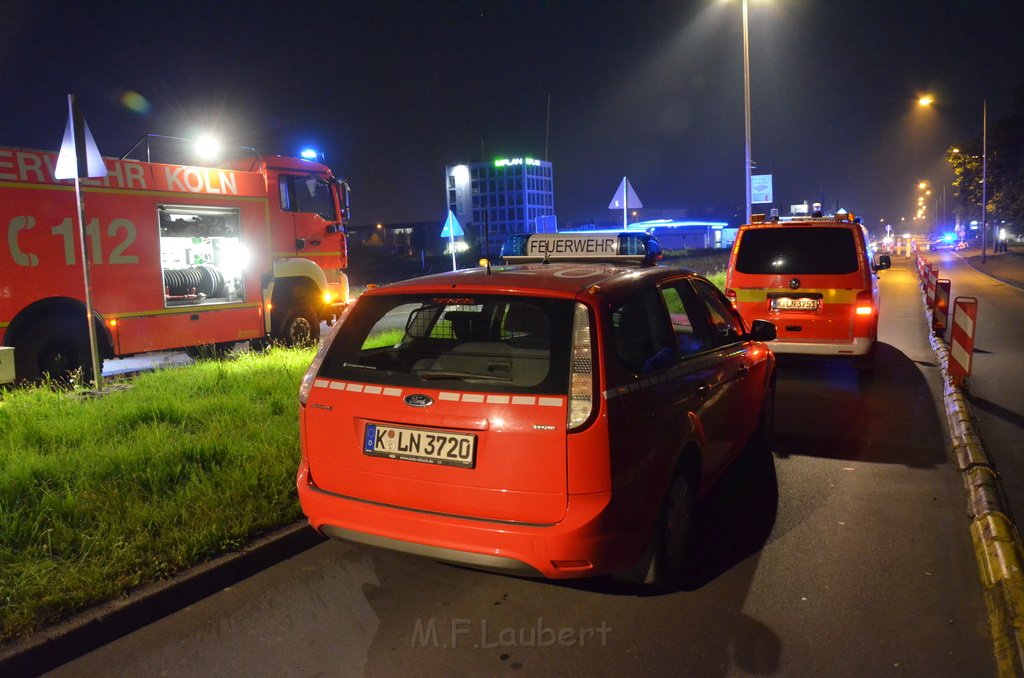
(0, 521), (325, 677)
(921, 274), (1024, 677)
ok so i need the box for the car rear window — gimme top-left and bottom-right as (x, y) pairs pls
(735, 227), (859, 275)
(316, 294), (573, 395)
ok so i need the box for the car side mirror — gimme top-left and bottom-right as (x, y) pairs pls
(747, 319), (776, 342)
(874, 255), (891, 271)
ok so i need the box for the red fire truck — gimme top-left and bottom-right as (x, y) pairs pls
(0, 135), (350, 382)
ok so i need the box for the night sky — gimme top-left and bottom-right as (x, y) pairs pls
(2, 1), (1022, 234)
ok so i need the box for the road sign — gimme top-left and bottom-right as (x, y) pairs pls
(440, 210), (463, 271)
(608, 177), (642, 210)
(751, 174), (773, 204)
(440, 210), (464, 238)
(609, 177), (642, 228)
(55, 94), (107, 392)
(55, 95), (107, 180)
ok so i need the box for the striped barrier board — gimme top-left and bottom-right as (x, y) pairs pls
(926, 265), (938, 309)
(949, 296), (979, 387)
(933, 279), (951, 336)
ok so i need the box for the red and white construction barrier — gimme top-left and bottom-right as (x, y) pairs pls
(926, 265), (938, 309)
(949, 296), (979, 387)
(933, 279), (951, 335)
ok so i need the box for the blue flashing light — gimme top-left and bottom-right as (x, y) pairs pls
(942, 233), (955, 243)
(300, 148), (319, 160)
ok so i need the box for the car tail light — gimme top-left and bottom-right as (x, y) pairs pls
(568, 302), (593, 430)
(298, 342), (330, 406)
(298, 300), (356, 405)
(855, 290), (874, 316)
(725, 288), (737, 306)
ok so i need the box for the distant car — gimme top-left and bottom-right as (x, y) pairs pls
(297, 231), (777, 586)
(928, 238), (962, 251)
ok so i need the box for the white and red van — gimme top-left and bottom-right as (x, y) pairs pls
(725, 214), (891, 365)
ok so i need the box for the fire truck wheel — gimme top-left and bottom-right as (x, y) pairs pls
(646, 468), (696, 589)
(15, 316), (91, 383)
(274, 303), (320, 347)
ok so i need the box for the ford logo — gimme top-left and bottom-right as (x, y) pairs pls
(404, 394), (434, 407)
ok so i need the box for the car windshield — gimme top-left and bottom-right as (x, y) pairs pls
(316, 293), (573, 394)
(735, 227), (859, 275)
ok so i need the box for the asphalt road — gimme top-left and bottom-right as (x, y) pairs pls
(44, 256), (997, 677)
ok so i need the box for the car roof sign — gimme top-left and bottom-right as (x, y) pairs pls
(500, 232), (662, 264)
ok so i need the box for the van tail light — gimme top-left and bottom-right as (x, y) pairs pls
(725, 288), (737, 306)
(568, 302), (594, 430)
(854, 290), (874, 316)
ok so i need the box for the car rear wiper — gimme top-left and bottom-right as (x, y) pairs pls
(416, 369), (512, 383)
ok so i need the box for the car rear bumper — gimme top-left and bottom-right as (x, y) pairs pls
(769, 336), (873, 356)
(297, 460), (642, 579)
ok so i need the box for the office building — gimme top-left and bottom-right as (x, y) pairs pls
(445, 157), (556, 255)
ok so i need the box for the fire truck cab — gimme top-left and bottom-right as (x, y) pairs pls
(0, 135), (351, 382)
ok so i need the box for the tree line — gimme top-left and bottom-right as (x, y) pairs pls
(947, 82), (1024, 235)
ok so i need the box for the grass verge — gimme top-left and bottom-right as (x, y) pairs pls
(0, 346), (315, 644)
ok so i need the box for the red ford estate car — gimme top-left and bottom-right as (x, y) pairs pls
(298, 232), (776, 585)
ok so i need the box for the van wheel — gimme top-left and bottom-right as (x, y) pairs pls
(15, 316), (91, 383)
(646, 470), (696, 589)
(273, 303), (320, 347)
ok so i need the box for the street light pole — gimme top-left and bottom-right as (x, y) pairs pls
(742, 0), (752, 224)
(981, 98), (988, 263)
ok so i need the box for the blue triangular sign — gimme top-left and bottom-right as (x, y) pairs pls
(439, 210), (464, 238)
(55, 94), (107, 180)
(608, 177), (642, 209)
